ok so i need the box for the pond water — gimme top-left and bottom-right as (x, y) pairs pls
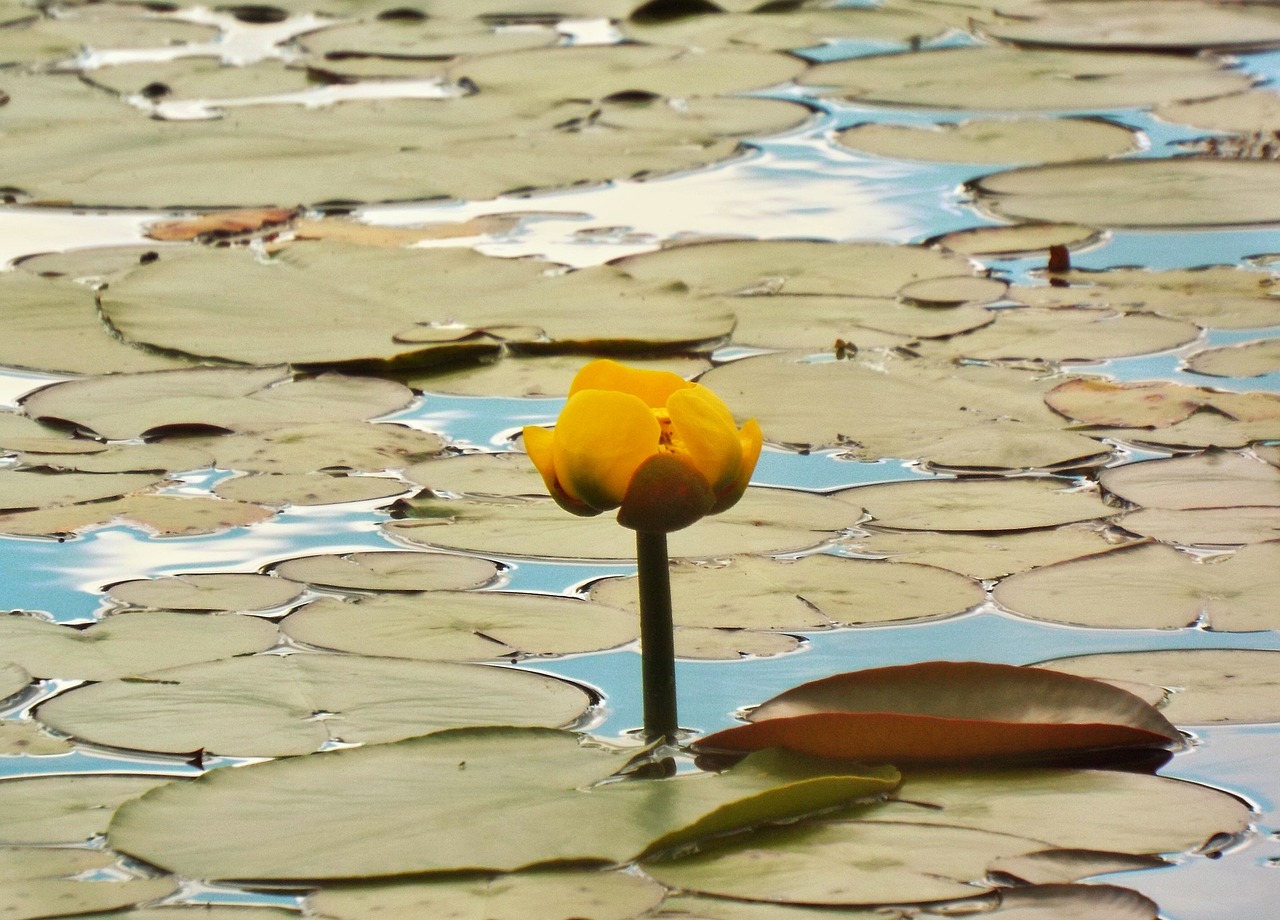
(1, 3), (1279, 918)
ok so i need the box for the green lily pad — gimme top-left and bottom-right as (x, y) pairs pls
(85, 60), (317, 106)
(1099, 451), (1280, 510)
(974, 160), (1280, 228)
(651, 886), (1159, 919)
(100, 243), (735, 369)
(837, 117), (1137, 164)
(403, 452), (552, 497)
(1044, 378), (1280, 428)
(108, 727), (898, 879)
(0, 847), (178, 920)
(728, 294), (997, 351)
(280, 591), (637, 660)
(68, 909), (299, 920)
(980, 0), (1280, 52)
(0, 611), (280, 682)
(36, 653), (593, 757)
(0, 269), (191, 377)
(1113, 506), (1280, 546)
(0, 412), (104, 456)
(1011, 266), (1280, 330)
(994, 541), (1280, 630)
(452, 44), (806, 101)
(673, 627), (802, 660)
(1037, 648), (1280, 724)
(840, 523), (1139, 580)
(0, 775), (181, 846)
(699, 352), (1087, 467)
(1157, 89), (1280, 134)
(588, 554), (983, 630)
(0, 493), (275, 538)
(800, 45), (1250, 111)
(832, 477), (1113, 532)
(270, 550), (499, 593)
(896, 275), (1008, 307)
(17, 443), (215, 475)
(213, 472), (411, 506)
(0, 9), (215, 65)
(922, 307), (1200, 363)
(0, 469), (165, 513)
(385, 487), (858, 560)
(647, 760), (1244, 905)
(932, 222), (1102, 257)
(0, 661), (31, 703)
(1186, 339), (1280, 378)
(185, 421), (445, 475)
(0, 721), (73, 756)
(309, 868), (665, 920)
(621, 5), (948, 51)
(411, 355), (713, 398)
(612, 240), (974, 298)
(107, 573), (303, 612)
(987, 849), (1166, 885)
(21, 367), (416, 441)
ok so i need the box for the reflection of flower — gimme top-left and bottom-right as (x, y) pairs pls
(523, 360), (763, 533)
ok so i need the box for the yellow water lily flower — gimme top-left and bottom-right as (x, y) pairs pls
(523, 360), (763, 533)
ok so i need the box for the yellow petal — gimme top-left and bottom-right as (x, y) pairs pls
(569, 358), (693, 409)
(553, 389), (660, 510)
(666, 385), (743, 494)
(523, 425), (599, 517)
(617, 453), (716, 533)
(711, 418), (762, 514)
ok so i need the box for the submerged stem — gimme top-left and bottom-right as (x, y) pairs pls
(636, 529), (678, 744)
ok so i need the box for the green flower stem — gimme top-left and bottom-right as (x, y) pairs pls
(636, 529), (678, 744)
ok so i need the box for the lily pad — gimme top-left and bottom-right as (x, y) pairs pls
(987, 849), (1166, 885)
(896, 275), (1008, 306)
(108, 727), (898, 879)
(0, 661), (30, 703)
(0, 611), (280, 682)
(0, 413), (103, 456)
(213, 472), (411, 506)
(17, 443), (214, 475)
(1010, 266), (1280, 330)
(840, 523), (1140, 580)
(0, 9), (215, 65)
(651, 886), (1159, 919)
(612, 240), (974, 298)
(100, 243), (735, 369)
(1186, 339), (1280, 378)
(0, 270), (191, 377)
(981, 0), (1280, 52)
(403, 452), (553, 497)
(932, 222), (1102, 257)
(0, 774), (179, 845)
(385, 487), (857, 560)
(0, 469), (165, 513)
(1044, 378), (1280, 428)
(1099, 451), (1280, 510)
(697, 661), (1180, 764)
(108, 573), (303, 612)
(297, 17), (558, 74)
(1113, 506), (1280, 546)
(974, 160), (1280, 228)
(837, 117), (1137, 164)
(0, 721), (73, 756)
(0, 494), (275, 538)
(673, 627), (802, 660)
(21, 367), (416, 441)
(621, 5), (949, 51)
(309, 868), (665, 920)
(728, 294), (996, 351)
(69, 909), (298, 920)
(923, 307), (1200, 363)
(1157, 89), (1280, 134)
(994, 541), (1280, 630)
(280, 591), (637, 660)
(185, 421), (444, 475)
(1038, 648), (1280, 724)
(800, 45), (1250, 111)
(832, 477), (1113, 532)
(87, 60), (319, 106)
(270, 550), (499, 593)
(412, 355), (713, 398)
(588, 554), (984, 630)
(0, 847), (178, 920)
(699, 352), (1086, 467)
(35, 653), (593, 757)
